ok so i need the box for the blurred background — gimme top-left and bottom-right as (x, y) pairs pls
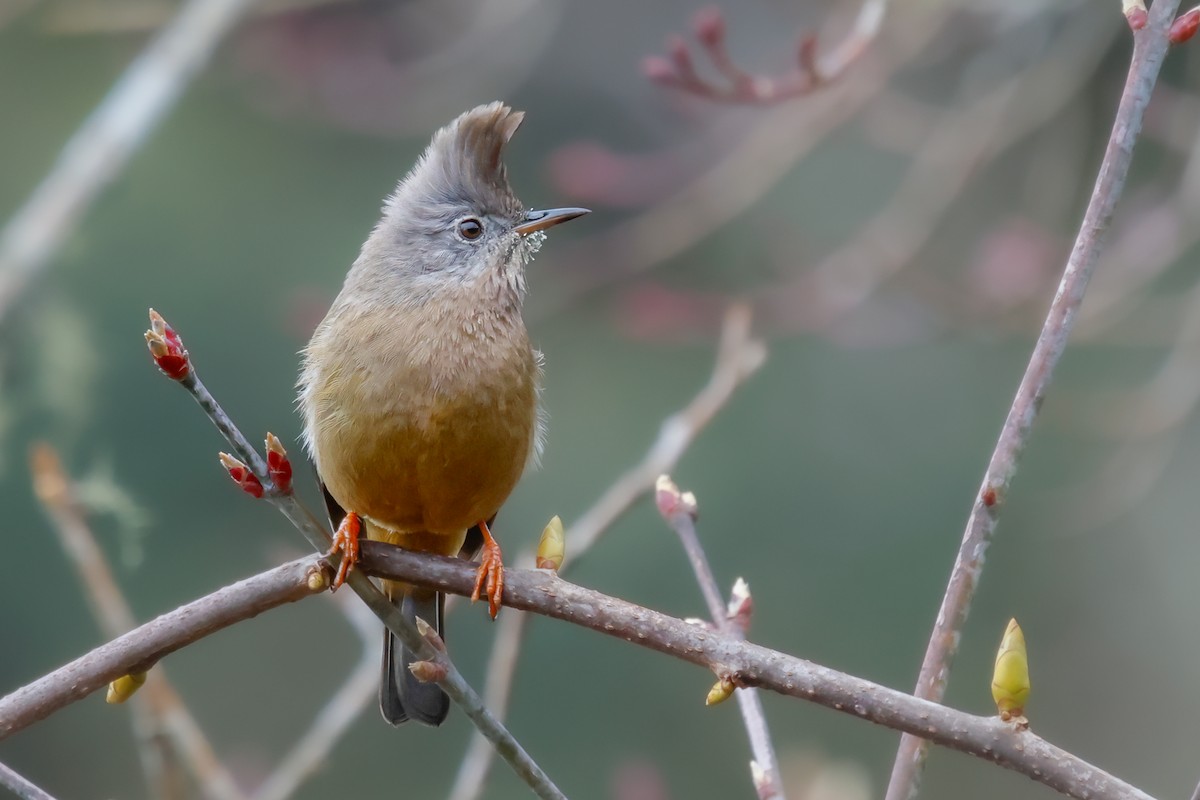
(2, 0), (1199, 798)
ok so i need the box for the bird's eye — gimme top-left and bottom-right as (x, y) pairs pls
(457, 218), (484, 240)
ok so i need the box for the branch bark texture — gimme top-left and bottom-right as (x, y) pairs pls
(0, 544), (1157, 800)
(360, 545), (1153, 800)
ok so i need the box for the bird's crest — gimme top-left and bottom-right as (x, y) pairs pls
(398, 102), (526, 218)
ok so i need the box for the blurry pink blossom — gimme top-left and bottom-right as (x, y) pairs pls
(616, 283), (729, 341)
(967, 218), (1058, 309)
(611, 759), (671, 800)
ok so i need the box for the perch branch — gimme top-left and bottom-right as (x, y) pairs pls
(366, 546), (1155, 800)
(0, 549), (1157, 800)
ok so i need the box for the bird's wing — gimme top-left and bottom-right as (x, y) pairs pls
(312, 459), (345, 533)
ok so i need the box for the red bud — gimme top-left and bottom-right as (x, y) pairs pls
(265, 432), (293, 494)
(1170, 6), (1200, 43)
(145, 309), (190, 380)
(219, 452), (264, 498)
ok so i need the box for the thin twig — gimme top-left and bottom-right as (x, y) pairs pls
(445, 610), (526, 800)
(0, 0), (257, 323)
(883, 5), (1182, 800)
(657, 477), (784, 800)
(0, 761), (57, 800)
(28, 443), (245, 800)
(447, 304), (765, 800)
(645, 0), (887, 104)
(149, 314), (567, 800)
(0, 549), (1157, 800)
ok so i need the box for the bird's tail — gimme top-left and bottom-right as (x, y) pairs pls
(380, 587), (450, 726)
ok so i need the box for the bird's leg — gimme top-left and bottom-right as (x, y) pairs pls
(470, 519), (505, 618)
(326, 511), (361, 591)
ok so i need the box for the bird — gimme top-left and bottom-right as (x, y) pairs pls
(297, 102), (587, 726)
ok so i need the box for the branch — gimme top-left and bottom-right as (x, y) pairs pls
(448, 304), (765, 800)
(644, 0), (886, 104)
(883, 5), (1182, 799)
(361, 546), (1154, 800)
(0, 761), (57, 800)
(0, 547), (1156, 800)
(0, 0), (255, 324)
(656, 477), (783, 800)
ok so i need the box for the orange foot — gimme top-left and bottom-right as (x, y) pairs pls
(470, 519), (505, 618)
(326, 511), (361, 591)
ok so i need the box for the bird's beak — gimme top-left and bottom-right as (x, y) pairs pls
(515, 207), (590, 236)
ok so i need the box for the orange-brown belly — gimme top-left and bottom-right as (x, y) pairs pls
(313, 376), (536, 541)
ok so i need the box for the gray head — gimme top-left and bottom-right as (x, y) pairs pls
(349, 102), (588, 307)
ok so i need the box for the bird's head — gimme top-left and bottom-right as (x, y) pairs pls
(359, 102), (588, 305)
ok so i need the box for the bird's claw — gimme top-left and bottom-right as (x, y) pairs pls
(326, 511), (361, 591)
(470, 519), (504, 618)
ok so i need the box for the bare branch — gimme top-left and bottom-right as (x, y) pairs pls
(0, 0), (256, 323)
(0, 546), (1157, 800)
(884, 5), (1183, 799)
(448, 304), (765, 800)
(657, 476), (783, 800)
(644, 0), (887, 104)
(368, 546), (1154, 800)
(0, 761), (58, 800)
